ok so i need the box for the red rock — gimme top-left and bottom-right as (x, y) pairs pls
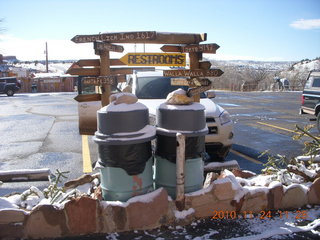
(64, 196), (98, 235)
(282, 186), (308, 209)
(185, 183), (236, 218)
(100, 203), (127, 233)
(24, 204), (68, 239)
(213, 181), (236, 201)
(308, 177), (320, 205)
(241, 191), (268, 213)
(0, 223), (24, 240)
(93, 186), (103, 201)
(0, 209), (26, 224)
(203, 172), (219, 188)
(267, 185), (284, 210)
(232, 169), (256, 179)
(126, 188), (169, 230)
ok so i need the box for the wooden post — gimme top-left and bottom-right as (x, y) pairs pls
(189, 52), (202, 102)
(0, 168), (51, 182)
(99, 50), (111, 107)
(176, 133), (186, 211)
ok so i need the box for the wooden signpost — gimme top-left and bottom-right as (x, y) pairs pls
(161, 43), (220, 54)
(71, 31), (206, 44)
(187, 85), (212, 97)
(119, 53), (186, 66)
(76, 59), (125, 67)
(94, 41), (124, 53)
(83, 75), (125, 86)
(163, 69), (223, 78)
(70, 31), (223, 109)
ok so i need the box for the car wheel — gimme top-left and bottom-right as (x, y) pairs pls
(317, 113), (320, 132)
(6, 89), (14, 96)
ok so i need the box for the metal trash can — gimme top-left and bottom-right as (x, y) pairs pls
(94, 98), (156, 201)
(154, 102), (208, 198)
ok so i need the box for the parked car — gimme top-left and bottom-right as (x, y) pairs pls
(0, 77), (21, 96)
(300, 70), (320, 131)
(128, 70), (234, 161)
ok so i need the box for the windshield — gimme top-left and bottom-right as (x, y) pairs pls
(135, 76), (205, 99)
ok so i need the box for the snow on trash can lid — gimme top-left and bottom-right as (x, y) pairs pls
(156, 102), (208, 137)
(94, 93), (156, 145)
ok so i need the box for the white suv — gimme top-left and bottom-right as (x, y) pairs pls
(129, 71), (233, 161)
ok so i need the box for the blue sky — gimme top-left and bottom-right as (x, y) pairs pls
(0, 0), (319, 61)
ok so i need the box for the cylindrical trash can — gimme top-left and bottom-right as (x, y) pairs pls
(94, 94), (156, 201)
(154, 102), (208, 198)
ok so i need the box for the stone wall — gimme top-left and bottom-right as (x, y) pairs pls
(1, 171), (320, 240)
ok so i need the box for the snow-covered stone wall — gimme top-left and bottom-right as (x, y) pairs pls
(0, 170), (319, 239)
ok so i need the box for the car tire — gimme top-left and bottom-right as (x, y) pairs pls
(6, 90), (14, 96)
(317, 113), (320, 132)
(6, 89), (14, 96)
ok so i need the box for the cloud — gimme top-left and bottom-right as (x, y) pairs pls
(290, 19), (320, 30)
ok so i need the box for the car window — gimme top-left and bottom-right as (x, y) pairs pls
(312, 77), (320, 88)
(135, 76), (205, 99)
(6, 79), (17, 83)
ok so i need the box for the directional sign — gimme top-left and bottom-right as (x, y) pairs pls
(170, 78), (190, 86)
(163, 69), (223, 78)
(161, 43), (219, 54)
(182, 44), (219, 53)
(187, 85), (212, 97)
(68, 67), (156, 76)
(198, 78), (212, 86)
(94, 41), (124, 53)
(120, 53), (186, 66)
(71, 31), (206, 44)
(83, 76), (119, 85)
(72, 31), (156, 43)
(160, 45), (183, 53)
(76, 59), (126, 67)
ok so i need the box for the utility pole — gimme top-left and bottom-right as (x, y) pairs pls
(45, 42), (48, 73)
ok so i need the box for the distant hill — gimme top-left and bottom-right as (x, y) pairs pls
(289, 58), (320, 72)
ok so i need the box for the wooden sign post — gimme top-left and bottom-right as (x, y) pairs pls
(70, 31), (222, 107)
(93, 41), (125, 106)
(98, 50), (111, 106)
(119, 53), (186, 67)
(161, 43), (221, 102)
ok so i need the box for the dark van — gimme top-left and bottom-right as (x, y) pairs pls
(0, 77), (21, 96)
(300, 70), (320, 131)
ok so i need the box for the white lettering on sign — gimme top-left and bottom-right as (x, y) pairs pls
(163, 69), (223, 77)
(72, 31), (156, 43)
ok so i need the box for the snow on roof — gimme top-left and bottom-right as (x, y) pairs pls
(32, 72), (76, 78)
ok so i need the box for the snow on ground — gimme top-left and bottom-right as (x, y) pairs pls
(103, 206), (320, 240)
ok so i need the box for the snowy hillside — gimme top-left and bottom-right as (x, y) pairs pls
(291, 59), (320, 72)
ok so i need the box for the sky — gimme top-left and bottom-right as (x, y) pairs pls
(0, 0), (319, 62)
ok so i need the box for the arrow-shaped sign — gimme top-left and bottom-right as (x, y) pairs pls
(94, 41), (124, 53)
(161, 43), (220, 54)
(83, 76), (119, 86)
(120, 53), (186, 66)
(187, 85), (212, 97)
(198, 78), (212, 86)
(163, 69), (223, 78)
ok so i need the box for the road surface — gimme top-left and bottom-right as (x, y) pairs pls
(0, 91), (313, 196)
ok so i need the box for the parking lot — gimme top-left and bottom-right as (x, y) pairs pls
(0, 91), (313, 196)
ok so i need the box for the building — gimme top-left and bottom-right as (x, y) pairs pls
(31, 72), (77, 92)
